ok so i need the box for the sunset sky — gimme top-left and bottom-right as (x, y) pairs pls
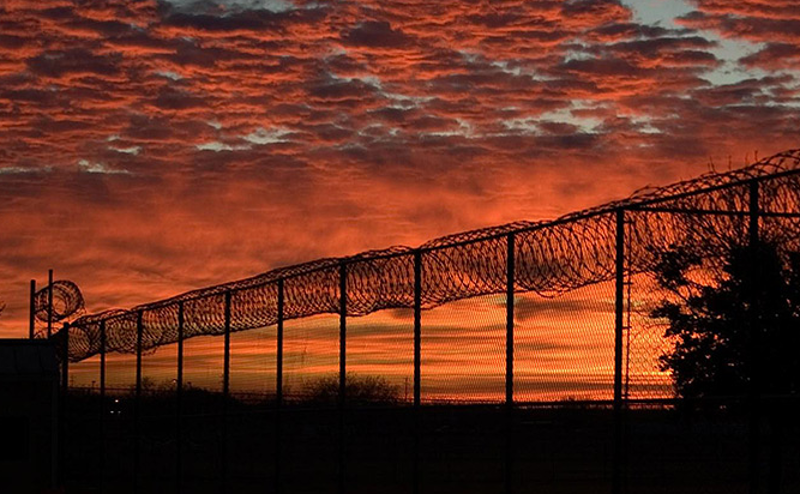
(1, 0), (799, 344)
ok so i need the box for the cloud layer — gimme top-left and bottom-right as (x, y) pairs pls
(0, 0), (798, 338)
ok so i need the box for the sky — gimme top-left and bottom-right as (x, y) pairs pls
(1, 0), (799, 353)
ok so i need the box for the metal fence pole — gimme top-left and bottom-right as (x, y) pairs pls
(134, 310), (143, 494)
(99, 320), (106, 493)
(47, 269), (53, 338)
(222, 290), (232, 493)
(505, 233), (515, 494)
(100, 320), (107, 401)
(612, 209), (626, 494)
(275, 279), (284, 494)
(62, 323), (70, 394)
(58, 323), (69, 488)
(276, 280), (285, 405)
(176, 302), (184, 494)
(338, 262), (347, 494)
(413, 250), (422, 494)
(29, 279), (36, 339)
(748, 180), (761, 494)
(223, 292), (232, 397)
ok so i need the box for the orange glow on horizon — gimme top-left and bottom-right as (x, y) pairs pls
(68, 285), (673, 403)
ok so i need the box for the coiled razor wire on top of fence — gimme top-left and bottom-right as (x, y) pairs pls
(34, 280), (85, 324)
(60, 149), (800, 363)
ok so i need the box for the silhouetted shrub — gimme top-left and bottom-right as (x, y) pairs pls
(301, 373), (401, 406)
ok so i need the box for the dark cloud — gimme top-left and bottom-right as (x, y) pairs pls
(162, 10), (284, 33)
(342, 21), (414, 49)
(586, 22), (680, 42)
(678, 1), (800, 71)
(27, 49), (121, 78)
(152, 87), (207, 110)
(740, 43), (800, 70)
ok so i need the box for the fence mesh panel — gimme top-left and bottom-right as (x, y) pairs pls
(180, 333), (224, 492)
(625, 273), (673, 401)
(515, 283), (615, 403)
(230, 325), (277, 399)
(346, 309), (414, 402)
(421, 295), (506, 403)
(139, 343), (178, 491)
(344, 308), (414, 493)
(282, 314), (339, 401)
(181, 334), (223, 393)
(104, 352), (136, 394)
(67, 354), (100, 390)
(281, 314), (339, 494)
(63, 356), (102, 493)
(142, 343), (177, 393)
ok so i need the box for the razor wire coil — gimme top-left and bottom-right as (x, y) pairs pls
(61, 149), (800, 363)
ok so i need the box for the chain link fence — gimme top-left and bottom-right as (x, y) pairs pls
(55, 149), (800, 493)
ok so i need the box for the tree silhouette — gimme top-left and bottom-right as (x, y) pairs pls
(651, 240), (800, 400)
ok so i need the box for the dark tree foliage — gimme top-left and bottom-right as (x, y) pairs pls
(652, 241), (800, 399)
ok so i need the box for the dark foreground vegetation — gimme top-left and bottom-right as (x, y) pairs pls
(62, 387), (800, 494)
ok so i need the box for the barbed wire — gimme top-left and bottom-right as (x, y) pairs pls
(62, 149), (800, 362)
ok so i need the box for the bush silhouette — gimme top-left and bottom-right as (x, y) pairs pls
(302, 373), (401, 406)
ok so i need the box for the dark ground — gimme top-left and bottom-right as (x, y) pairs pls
(62, 391), (800, 494)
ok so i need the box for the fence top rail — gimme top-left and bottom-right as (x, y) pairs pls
(63, 148), (800, 357)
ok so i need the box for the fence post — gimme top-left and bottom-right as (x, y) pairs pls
(223, 291), (232, 397)
(61, 323), (70, 394)
(58, 323), (69, 488)
(505, 233), (515, 494)
(176, 302), (184, 494)
(29, 279), (36, 339)
(222, 290), (232, 493)
(413, 250), (422, 494)
(612, 209), (626, 494)
(275, 279), (284, 494)
(276, 280), (285, 406)
(134, 310), (143, 494)
(100, 320), (106, 402)
(99, 320), (106, 492)
(748, 180), (761, 494)
(338, 262), (347, 494)
(47, 269), (54, 338)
